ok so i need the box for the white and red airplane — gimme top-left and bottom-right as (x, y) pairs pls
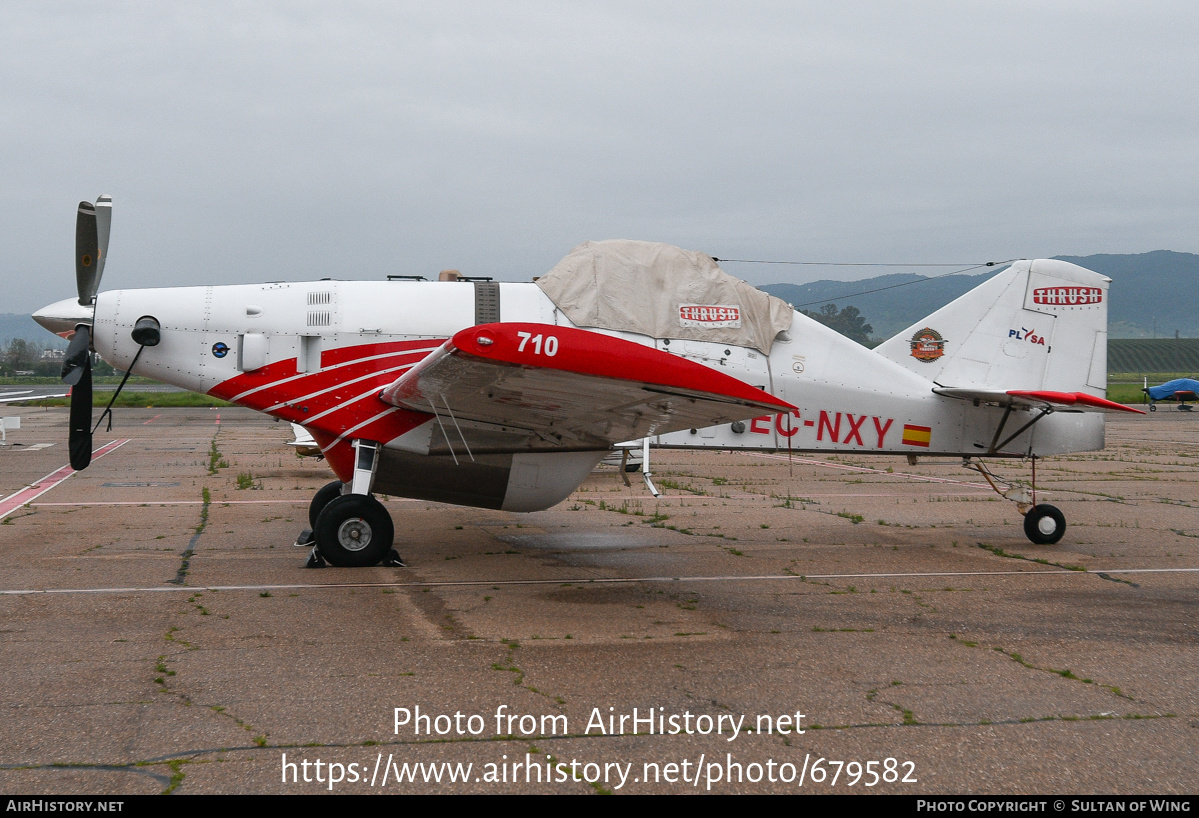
(34, 197), (1142, 567)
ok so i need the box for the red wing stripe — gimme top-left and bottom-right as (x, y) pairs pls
(319, 407), (401, 452)
(305, 385), (395, 425)
(320, 339), (440, 368)
(227, 345), (441, 404)
(262, 362), (416, 413)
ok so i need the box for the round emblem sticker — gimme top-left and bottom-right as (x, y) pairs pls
(909, 327), (947, 362)
(212, 342), (230, 359)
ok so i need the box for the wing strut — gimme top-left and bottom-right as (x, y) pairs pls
(425, 394), (478, 465)
(439, 395), (474, 462)
(985, 406), (1053, 455)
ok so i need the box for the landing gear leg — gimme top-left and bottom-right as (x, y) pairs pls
(308, 440), (402, 567)
(962, 456), (1066, 545)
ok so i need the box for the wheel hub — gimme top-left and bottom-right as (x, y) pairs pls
(1037, 516), (1057, 536)
(336, 517), (373, 551)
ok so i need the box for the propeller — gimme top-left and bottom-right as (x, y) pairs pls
(75, 195), (111, 307)
(62, 196), (112, 470)
(64, 326), (94, 471)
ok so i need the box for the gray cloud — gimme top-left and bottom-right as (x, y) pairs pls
(4, 1), (1198, 314)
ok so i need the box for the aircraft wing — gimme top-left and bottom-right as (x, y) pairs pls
(934, 387), (1145, 414)
(378, 322), (795, 451)
(287, 423), (324, 458)
(0, 390), (68, 403)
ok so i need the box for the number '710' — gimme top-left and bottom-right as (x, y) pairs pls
(516, 331), (559, 356)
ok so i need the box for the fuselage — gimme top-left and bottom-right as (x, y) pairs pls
(87, 278), (1103, 507)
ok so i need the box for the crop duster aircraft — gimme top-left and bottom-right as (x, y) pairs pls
(34, 197), (1142, 567)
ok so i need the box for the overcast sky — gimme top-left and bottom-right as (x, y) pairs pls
(3, 1), (1198, 315)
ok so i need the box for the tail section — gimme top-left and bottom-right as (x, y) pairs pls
(874, 260), (1109, 396)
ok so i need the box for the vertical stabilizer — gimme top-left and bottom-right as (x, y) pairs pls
(874, 260), (1110, 395)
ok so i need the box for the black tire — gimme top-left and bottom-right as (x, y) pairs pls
(309, 480), (346, 529)
(1023, 504), (1066, 545)
(624, 463), (642, 473)
(315, 494), (394, 567)
(1149, 403), (1156, 412)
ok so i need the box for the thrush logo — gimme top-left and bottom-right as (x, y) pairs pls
(909, 327), (946, 362)
(1032, 286), (1102, 306)
(678, 304), (741, 327)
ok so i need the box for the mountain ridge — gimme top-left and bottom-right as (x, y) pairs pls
(760, 251), (1198, 339)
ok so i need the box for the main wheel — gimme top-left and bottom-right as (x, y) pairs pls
(1023, 504), (1066, 545)
(314, 494), (394, 567)
(309, 480), (346, 529)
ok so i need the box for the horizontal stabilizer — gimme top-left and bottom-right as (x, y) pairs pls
(935, 387), (1144, 414)
(379, 322), (794, 450)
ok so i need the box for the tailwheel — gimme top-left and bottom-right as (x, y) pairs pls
(314, 494), (394, 567)
(963, 455), (1067, 545)
(1023, 504), (1066, 545)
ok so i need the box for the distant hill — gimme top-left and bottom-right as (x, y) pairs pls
(1054, 251), (1197, 339)
(761, 251), (1199, 340)
(0, 314), (66, 348)
(761, 271), (990, 340)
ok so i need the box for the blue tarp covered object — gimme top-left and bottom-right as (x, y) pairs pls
(1145, 378), (1199, 401)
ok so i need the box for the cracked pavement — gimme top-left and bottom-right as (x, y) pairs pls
(0, 406), (1196, 793)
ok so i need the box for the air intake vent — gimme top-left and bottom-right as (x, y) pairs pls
(307, 311), (332, 327)
(307, 291), (332, 305)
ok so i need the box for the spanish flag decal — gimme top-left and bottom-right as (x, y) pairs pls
(902, 424), (931, 447)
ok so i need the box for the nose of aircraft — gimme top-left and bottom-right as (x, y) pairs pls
(32, 297), (94, 338)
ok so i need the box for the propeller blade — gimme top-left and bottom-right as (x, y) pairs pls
(75, 200), (100, 306)
(94, 195), (112, 282)
(61, 324), (92, 386)
(68, 351), (93, 471)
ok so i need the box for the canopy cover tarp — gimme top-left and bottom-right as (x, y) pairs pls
(535, 240), (794, 354)
(1145, 378), (1199, 401)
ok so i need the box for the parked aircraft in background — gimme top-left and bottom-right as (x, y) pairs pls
(1143, 377), (1199, 412)
(33, 197), (1141, 566)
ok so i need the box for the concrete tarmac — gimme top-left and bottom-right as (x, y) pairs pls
(0, 405), (1196, 794)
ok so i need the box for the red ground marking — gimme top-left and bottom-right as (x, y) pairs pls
(0, 440), (130, 520)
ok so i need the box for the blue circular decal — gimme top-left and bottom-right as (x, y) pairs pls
(212, 342), (230, 359)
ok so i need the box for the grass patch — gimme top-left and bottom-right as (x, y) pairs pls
(33, 391), (231, 408)
(208, 439), (229, 475)
(976, 543), (1085, 571)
